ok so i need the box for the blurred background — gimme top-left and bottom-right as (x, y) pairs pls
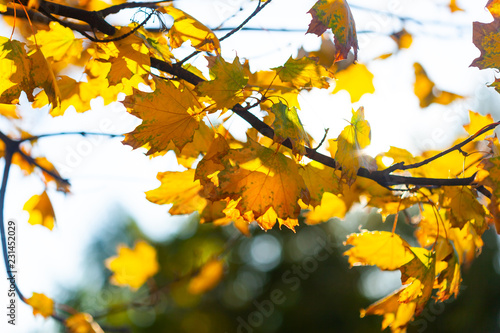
(1, 0), (500, 332)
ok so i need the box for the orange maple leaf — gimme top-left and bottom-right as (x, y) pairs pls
(123, 78), (201, 155)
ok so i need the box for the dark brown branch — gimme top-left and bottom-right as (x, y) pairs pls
(37, 0), (116, 35)
(149, 57), (489, 190)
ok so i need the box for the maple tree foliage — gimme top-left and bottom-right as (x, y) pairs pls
(0, 0), (499, 332)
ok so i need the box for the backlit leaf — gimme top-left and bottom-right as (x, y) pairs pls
(215, 138), (309, 229)
(146, 169), (207, 215)
(196, 56), (248, 111)
(65, 313), (104, 333)
(272, 56), (332, 89)
(413, 63), (462, 108)
(344, 231), (414, 270)
(299, 160), (342, 207)
(335, 107), (371, 185)
(332, 63), (374, 102)
(105, 240), (159, 289)
(23, 191), (55, 230)
(270, 102), (310, 155)
(303, 192), (346, 224)
(463, 110), (494, 140)
(188, 259), (224, 294)
(163, 6), (220, 53)
(123, 79), (201, 155)
(30, 22), (83, 62)
(26, 292), (54, 318)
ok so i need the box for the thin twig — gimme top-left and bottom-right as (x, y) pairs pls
(21, 132), (123, 142)
(177, 0), (272, 65)
(397, 122), (500, 171)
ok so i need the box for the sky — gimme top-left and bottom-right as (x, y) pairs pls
(0, 0), (498, 332)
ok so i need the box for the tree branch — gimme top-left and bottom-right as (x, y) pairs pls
(149, 57), (489, 190)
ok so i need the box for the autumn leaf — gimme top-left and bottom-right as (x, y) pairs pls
(0, 103), (17, 118)
(449, 0), (464, 12)
(302, 192), (346, 224)
(299, 160), (342, 207)
(398, 248), (435, 316)
(471, 1), (500, 70)
(272, 56), (332, 89)
(361, 289), (417, 333)
(413, 63), (462, 108)
(23, 191), (56, 230)
(123, 78), (201, 155)
(270, 101), (310, 155)
(441, 186), (486, 233)
(105, 240), (159, 289)
(390, 29), (413, 50)
(188, 259), (224, 294)
(163, 6), (220, 53)
(26, 293), (54, 318)
(335, 107), (372, 185)
(196, 56), (248, 111)
(146, 169), (207, 215)
(332, 63), (374, 102)
(215, 137), (309, 229)
(0, 37), (60, 108)
(65, 313), (104, 333)
(307, 0), (358, 61)
(30, 22), (83, 62)
(463, 110), (494, 140)
(435, 249), (461, 302)
(344, 231), (415, 270)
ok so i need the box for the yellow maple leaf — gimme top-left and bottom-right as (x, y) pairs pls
(188, 259), (224, 294)
(332, 63), (374, 102)
(449, 0), (464, 12)
(0, 37), (60, 108)
(390, 29), (413, 50)
(487, 0), (500, 18)
(272, 56), (332, 89)
(441, 186), (486, 233)
(397, 248), (435, 318)
(463, 110), (494, 140)
(307, 0), (358, 61)
(163, 6), (220, 53)
(26, 292), (54, 318)
(29, 48), (61, 109)
(105, 240), (159, 289)
(270, 102), (310, 156)
(146, 169), (207, 215)
(344, 231), (415, 270)
(23, 191), (56, 230)
(435, 249), (461, 302)
(0, 103), (18, 118)
(414, 63), (462, 108)
(30, 22), (83, 62)
(303, 192), (346, 224)
(196, 56), (248, 111)
(335, 107), (371, 185)
(123, 78), (201, 155)
(361, 288), (417, 333)
(299, 160), (342, 207)
(65, 313), (104, 333)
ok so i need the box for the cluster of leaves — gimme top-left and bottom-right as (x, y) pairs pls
(0, 0), (499, 332)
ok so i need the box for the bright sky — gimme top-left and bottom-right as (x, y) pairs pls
(0, 0), (498, 332)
